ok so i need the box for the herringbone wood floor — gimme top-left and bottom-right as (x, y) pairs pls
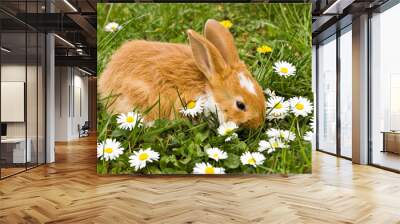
(1, 136), (400, 224)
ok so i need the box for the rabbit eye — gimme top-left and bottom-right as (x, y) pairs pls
(236, 101), (246, 111)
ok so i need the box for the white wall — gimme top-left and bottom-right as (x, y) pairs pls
(54, 67), (89, 141)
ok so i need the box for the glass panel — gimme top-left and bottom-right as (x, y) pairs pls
(339, 28), (352, 158)
(26, 0), (39, 169)
(38, 32), (45, 165)
(27, 31), (38, 169)
(317, 36), (337, 154)
(1, 31), (27, 177)
(371, 4), (400, 171)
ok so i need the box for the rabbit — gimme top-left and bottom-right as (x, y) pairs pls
(98, 19), (266, 128)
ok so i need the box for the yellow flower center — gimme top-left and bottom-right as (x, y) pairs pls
(219, 20), (232, 29)
(248, 158), (256, 165)
(205, 166), (215, 174)
(139, 153), (149, 161)
(257, 45), (272, 53)
(275, 102), (283, 109)
(295, 103), (304, 110)
(224, 128), (234, 135)
(213, 153), (219, 159)
(187, 101), (196, 109)
(272, 142), (279, 148)
(126, 116), (135, 123)
(280, 67), (289, 74)
(104, 147), (113, 154)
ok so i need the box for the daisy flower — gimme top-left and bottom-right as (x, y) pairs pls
(263, 88), (276, 97)
(206, 147), (228, 161)
(309, 117), (315, 131)
(193, 162), (225, 174)
(180, 96), (205, 117)
(129, 148), (160, 171)
(267, 96), (289, 118)
(240, 152), (265, 167)
(117, 112), (142, 130)
(266, 128), (295, 142)
(104, 22), (122, 32)
(258, 140), (271, 152)
(258, 138), (287, 153)
(273, 61), (296, 77)
(267, 112), (286, 120)
(266, 128), (281, 139)
(257, 45), (272, 54)
(97, 139), (124, 161)
(289, 97), (313, 117)
(304, 131), (314, 142)
(278, 130), (296, 141)
(217, 121), (238, 136)
(225, 133), (238, 142)
(219, 20), (233, 29)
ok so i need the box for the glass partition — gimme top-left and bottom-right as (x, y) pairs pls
(370, 4), (400, 171)
(0, 1), (46, 179)
(339, 26), (352, 158)
(1, 30), (28, 178)
(317, 35), (337, 154)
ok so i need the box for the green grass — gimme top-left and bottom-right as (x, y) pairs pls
(97, 3), (312, 175)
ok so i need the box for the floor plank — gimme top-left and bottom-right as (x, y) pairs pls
(0, 135), (399, 224)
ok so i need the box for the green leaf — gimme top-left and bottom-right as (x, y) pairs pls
(147, 166), (162, 174)
(224, 153), (240, 169)
(194, 131), (208, 144)
(111, 128), (124, 138)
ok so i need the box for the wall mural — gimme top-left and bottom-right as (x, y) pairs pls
(97, 3), (313, 175)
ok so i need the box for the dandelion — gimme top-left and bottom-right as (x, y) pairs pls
(97, 139), (124, 161)
(193, 162), (225, 174)
(240, 152), (265, 167)
(273, 61), (296, 77)
(180, 96), (205, 117)
(117, 112), (142, 130)
(206, 147), (228, 161)
(289, 96), (313, 117)
(257, 45), (272, 54)
(219, 20), (233, 29)
(217, 121), (238, 136)
(104, 22), (122, 32)
(129, 148), (160, 171)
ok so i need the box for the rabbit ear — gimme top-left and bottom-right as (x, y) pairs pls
(204, 19), (239, 66)
(187, 29), (228, 80)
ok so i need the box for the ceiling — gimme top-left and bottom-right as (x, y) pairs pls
(0, 0), (96, 75)
(312, 0), (391, 43)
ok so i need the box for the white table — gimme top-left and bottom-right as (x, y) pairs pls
(1, 138), (31, 163)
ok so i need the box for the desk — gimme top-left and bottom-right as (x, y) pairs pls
(1, 138), (31, 163)
(382, 131), (400, 154)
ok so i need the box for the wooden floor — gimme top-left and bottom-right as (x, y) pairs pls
(1, 136), (400, 223)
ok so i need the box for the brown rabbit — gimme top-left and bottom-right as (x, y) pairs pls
(98, 19), (265, 128)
